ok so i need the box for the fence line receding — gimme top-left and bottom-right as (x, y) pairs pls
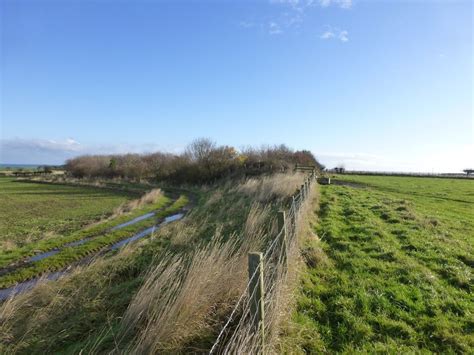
(210, 169), (317, 354)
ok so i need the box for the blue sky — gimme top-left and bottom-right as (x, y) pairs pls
(1, 0), (472, 172)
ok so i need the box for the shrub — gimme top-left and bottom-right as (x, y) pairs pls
(65, 139), (323, 184)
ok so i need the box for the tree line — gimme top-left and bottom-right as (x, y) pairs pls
(65, 138), (323, 183)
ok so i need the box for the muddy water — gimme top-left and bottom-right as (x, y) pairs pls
(17, 211), (158, 265)
(110, 213), (184, 250)
(0, 213), (185, 301)
(27, 250), (60, 263)
(0, 271), (65, 301)
(110, 212), (156, 231)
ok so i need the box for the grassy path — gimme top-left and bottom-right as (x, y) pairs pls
(292, 176), (473, 353)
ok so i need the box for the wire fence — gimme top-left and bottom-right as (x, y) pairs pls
(210, 170), (317, 354)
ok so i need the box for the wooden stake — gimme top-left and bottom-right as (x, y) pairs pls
(278, 211), (288, 266)
(248, 252), (265, 353)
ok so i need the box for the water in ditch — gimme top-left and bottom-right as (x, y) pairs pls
(0, 212), (185, 301)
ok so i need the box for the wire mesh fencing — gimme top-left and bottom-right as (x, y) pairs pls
(210, 170), (317, 354)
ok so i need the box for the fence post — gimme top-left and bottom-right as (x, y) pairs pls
(301, 184), (305, 200)
(248, 252), (265, 353)
(278, 211), (288, 266)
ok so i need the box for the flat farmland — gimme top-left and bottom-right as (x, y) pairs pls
(0, 177), (137, 250)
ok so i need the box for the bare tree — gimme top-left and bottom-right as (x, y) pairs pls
(463, 169), (474, 176)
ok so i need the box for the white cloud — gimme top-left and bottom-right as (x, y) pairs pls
(320, 30), (335, 39)
(318, 0), (352, 9)
(243, 0), (352, 37)
(339, 30), (349, 42)
(1, 137), (83, 153)
(320, 27), (349, 42)
(271, 0), (299, 4)
(338, 0), (352, 9)
(239, 21), (255, 29)
(319, 0), (331, 7)
(268, 22), (283, 35)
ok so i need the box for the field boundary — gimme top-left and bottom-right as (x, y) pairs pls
(210, 170), (317, 353)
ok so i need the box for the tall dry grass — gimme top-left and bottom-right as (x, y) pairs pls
(0, 246), (140, 353)
(115, 203), (273, 353)
(113, 188), (163, 215)
(217, 176), (319, 354)
(236, 173), (305, 203)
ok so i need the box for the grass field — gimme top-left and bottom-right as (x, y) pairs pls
(291, 175), (473, 353)
(0, 177), (137, 249)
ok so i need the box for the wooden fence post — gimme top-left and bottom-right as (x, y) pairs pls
(248, 252), (265, 352)
(278, 211), (288, 265)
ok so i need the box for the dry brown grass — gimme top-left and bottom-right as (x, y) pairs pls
(167, 220), (204, 247)
(0, 240), (17, 253)
(0, 249), (137, 353)
(113, 203), (273, 353)
(236, 173), (305, 203)
(113, 188), (163, 215)
(121, 238), (243, 353)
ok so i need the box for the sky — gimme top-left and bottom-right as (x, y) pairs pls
(0, 0), (472, 172)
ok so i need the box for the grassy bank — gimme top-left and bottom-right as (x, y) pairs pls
(290, 175), (473, 353)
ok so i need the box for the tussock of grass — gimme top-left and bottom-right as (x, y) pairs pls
(111, 188), (164, 215)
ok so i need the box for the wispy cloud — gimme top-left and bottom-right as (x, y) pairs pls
(241, 0), (353, 38)
(270, 0), (352, 10)
(1, 138), (83, 153)
(268, 21), (283, 35)
(270, 0), (301, 6)
(239, 21), (254, 29)
(318, 0), (352, 9)
(320, 27), (349, 42)
(338, 30), (349, 42)
(320, 30), (335, 39)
